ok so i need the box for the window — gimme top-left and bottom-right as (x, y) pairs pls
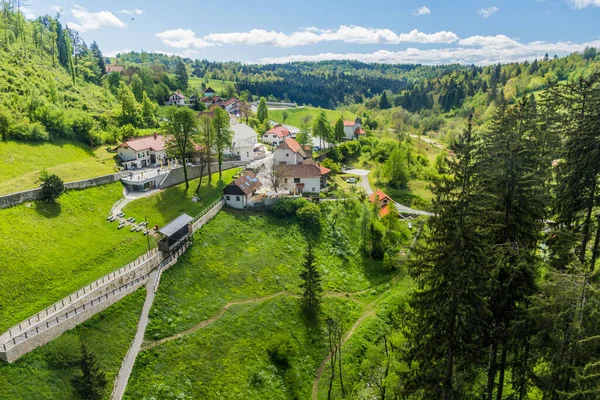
(236, 196), (240, 201)
(294, 178), (300, 183)
(226, 195), (231, 200)
(284, 178), (288, 183)
(286, 153), (289, 157)
(312, 187), (316, 192)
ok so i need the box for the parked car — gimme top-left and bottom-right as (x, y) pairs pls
(347, 178), (357, 184)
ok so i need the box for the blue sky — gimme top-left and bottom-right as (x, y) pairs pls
(26, 0), (600, 65)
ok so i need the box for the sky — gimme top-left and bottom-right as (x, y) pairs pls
(25, 0), (600, 65)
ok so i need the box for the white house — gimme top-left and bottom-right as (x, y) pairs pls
(343, 117), (366, 140)
(226, 123), (258, 162)
(223, 171), (263, 209)
(273, 138), (311, 165)
(262, 126), (291, 146)
(280, 164), (323, 194)
(223, 98), (240, 114)
(166, 91), (186, 106)
(116, 133), (168, 170)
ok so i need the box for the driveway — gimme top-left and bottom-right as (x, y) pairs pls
(343, 169), (373, 195)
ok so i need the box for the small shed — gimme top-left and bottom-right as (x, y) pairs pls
(158, 213), (194, 252)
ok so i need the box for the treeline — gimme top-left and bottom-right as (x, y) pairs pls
(353, 75), (600, 399)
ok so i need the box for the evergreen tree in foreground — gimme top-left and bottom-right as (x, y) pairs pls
(72, 344), (107, 400)
(402, 116), (487, 399)
(300, 244), (322, 321)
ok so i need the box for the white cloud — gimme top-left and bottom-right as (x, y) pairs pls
(68, 6), (126, 32)
(154, 29), (215, 49)
(458, 35), (520, 48)
(414, 6), (432, 15)
(257, 38), (600, 65)
(120, 9), (143, 15)
(478, 6), (499, 18)
(162, 26), (458, 48)
(569, 0), (600, 8)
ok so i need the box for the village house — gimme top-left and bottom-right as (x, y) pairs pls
(105, 65), (124, 74)
(343, 117), (366, 140)
(226, 123), (258, 162)
(116, 133), (168, 170)
(166, 91), (186, 106)
(203, 87), (216, 98)
(201, 96), (223, 108)
(189, 94), (197, 104)
(369, 190), (396, 218)
(223, 171), (263, 209)
(272, 138), (311, 165)
(222, 98), (240, 114)
(262, 126), (291, 146)
(280, 163), (323, 194)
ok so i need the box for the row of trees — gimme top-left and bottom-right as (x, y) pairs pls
(399, 75), (600, 399)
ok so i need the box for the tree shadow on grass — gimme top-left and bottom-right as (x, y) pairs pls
(33, 201), (62, 218)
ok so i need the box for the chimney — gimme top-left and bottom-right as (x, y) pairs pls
(153, 131), (158, 140)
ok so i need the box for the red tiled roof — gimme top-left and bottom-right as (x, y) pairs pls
(379, 204), (392, 218)
(369, 190), (393, 204)
(106, 65), (124, 73)
(232, 171), (262, 195)
(355, 127), (366, 135)
(280, 164), (321, 179)
(118, 135), (166, 152)
(223, 98), (238, 106)
(319, 165), (331, 175)
(278, 138), (310, 158)
(267, 126), (291, 138)
(170, 91), (185, 100)
(343, 120), (356, 127)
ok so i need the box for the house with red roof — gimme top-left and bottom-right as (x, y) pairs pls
(166, 91), (186, 106)
(223, 171), (263, 209)
(343, 117), (366, 140)
(115, 132), (168, 170)
(369, 190), (396, 218)
(280, 163), (324, 194)
(272, 138), (311, 165)
(222, 98), (240, 114)
(262, 125), (291, 146)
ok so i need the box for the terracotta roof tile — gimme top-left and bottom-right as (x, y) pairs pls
(118, 135), (166, 152)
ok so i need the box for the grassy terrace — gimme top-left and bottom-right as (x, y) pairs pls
(0, 183), (152, 332)
(270, 106), (358, 127)
(0, 139), (117, 195)
(0, 289), (145, 400)
(123, 168), (241, 228)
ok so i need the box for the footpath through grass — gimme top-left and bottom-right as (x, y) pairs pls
(122, 168), (240, 228)
(0, 288), (145, 400)
(127, 296), (361, 400)
(0, 183), (152, 332)
(270, 107), (358, 128)
(0, 139), (117, 195)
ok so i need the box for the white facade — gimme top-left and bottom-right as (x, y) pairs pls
(166, 92), (186, 106)
(273, 148), (303, 165)
(343, 117), (365, 140)
(224, 193), (248, 209)
(226, 124), (258, 161)
(282, 176), (321, 194)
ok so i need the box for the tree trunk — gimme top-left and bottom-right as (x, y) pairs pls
(496, 343), (508, 400)
(338, 327), (345, 397)
(588, 216), (600, 272)
(195, 164), (205, 194)
(486, 342), (498, 400)
(183, 163), (189, 189)
(444, 297), (458, 400)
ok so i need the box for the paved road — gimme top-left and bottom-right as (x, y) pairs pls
(111, 270), (159, 400)
(343, 169), (373, 195)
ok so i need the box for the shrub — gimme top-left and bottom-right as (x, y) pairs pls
(41, 173), (64, 201)
(10, 119), (49, 141)
(271, 197), (308, 217)
(321, 158), (340, 174)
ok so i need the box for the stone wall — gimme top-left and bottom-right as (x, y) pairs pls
(159, 162), (246, 189)
(0, 172), (125, 210)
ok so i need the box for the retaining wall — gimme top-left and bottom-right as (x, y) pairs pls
(0, 172), (125, 210)
(159, 162), (246, 189)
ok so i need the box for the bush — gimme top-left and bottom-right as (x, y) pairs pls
(10, 119), (49, 141)
(41, 173), (64, 201)
(271, 197), (308, 217)
(267, 335), (296, 371)
(321, 158), (340, 174)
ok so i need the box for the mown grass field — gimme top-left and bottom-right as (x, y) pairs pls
(0, 139), (117, 195)
(270, 107), (358, 128)
(0, 183), (153, 332)
(128, 296), (361, 400)
(188, 77), (237, 95)
(0, 289), (145, 400)
(122, 168), (241, 228)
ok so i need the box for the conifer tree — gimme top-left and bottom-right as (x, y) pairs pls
(72, 344), (107, 400)
(299, 243), (322, 321)
(257, 96), (268, 123)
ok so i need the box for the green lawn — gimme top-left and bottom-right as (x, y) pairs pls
(145, 205), (399, 340)
(0, 183), (153, 332)
(127, 296), (362, 400)
(270, 107), (358, 128)
(0, 139), (117, 195)
(0, 288), (145, 400)
(188, 77), (237, 95)
(122, 168), (241, 228)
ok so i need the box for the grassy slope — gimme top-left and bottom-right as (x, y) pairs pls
(188, 77), (237, 94)
(122, 168), (241, 228)
(0, 140), (117, 195)
(127, 296), (361, 400)
(270, 107), (358, 127)
(145, 207), (398, 340)
(0, 183), (153, 332)
(0, 288), (145, 400)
